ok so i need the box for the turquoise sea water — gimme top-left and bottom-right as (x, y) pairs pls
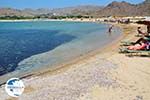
(0, 21), (122, 83)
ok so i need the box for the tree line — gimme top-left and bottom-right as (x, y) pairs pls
(0, 15), (94, 20)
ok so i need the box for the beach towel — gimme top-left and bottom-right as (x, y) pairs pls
(128, 43), (147, 50)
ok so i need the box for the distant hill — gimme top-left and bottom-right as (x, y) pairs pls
(136, 0), (150, 16)
(0, 0), (149, 17)
(96, 1), (150, 17)
(96, 1), (136, 16)
(49, 5), (103, 16)
(0, 8), (34, 17)
(22, 8), (52, 15)
(0, 5), (103, 17)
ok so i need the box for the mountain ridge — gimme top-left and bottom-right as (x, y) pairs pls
(0, 0), (149, 17)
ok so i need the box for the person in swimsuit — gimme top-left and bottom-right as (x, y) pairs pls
(108, 25), (113, 33)
(128, 39), (148, 50)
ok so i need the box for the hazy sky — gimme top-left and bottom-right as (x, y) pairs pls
(0, 0), (144, 9)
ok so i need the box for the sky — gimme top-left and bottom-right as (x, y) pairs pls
(0, 0), (144, 9)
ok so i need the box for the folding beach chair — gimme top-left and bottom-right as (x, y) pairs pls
(135, 34), (143, 37)
(119, 47), (150, 56)
(120, 41), (135, 46)
(125, 50), (150, 56)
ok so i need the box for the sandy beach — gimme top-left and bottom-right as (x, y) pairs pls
(0, 22), (150, 100)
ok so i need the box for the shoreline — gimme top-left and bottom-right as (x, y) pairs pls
(29, 22), (132, 78)
(0, 18), (99, 22)
(31, 23), (123, 76)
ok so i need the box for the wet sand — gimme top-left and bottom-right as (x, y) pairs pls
(0, 23), (150, 100)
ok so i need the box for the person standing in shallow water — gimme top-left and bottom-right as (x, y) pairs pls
(108, 25), (114, 36)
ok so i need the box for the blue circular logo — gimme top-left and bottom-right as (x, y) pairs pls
(5, 78), (25, 97)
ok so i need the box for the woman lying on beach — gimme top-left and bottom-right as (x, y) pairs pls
(128, 39), (149, 50)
